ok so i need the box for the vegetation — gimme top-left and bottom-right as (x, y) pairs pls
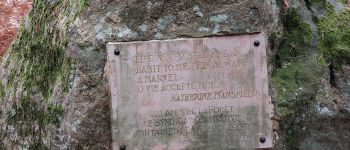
(339, 0), (349, 5)
(278, 9), (313, 63)
(305, 0), (334, 12)
(273, 2), (350, 149)
(272, 8), (321, 149)
(0, 0), (86, 148)
(318, 10), (350, 67)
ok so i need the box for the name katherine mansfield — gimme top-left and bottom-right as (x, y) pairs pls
(172, 89), (261, 101)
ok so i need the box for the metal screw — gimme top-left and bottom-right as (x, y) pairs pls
(260, 137), (266, 143)
(254, 40), (260, 47)
(120, 145), (126, 150)
(114, 49), (120, 56)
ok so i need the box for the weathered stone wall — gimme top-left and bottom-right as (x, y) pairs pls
(0, 0), (349, 149)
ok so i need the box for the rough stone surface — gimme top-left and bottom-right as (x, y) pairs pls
(0, 0), (349, 150)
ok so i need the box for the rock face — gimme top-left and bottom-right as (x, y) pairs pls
(0, 0), (32, 55)
(0, 0), (349, 149)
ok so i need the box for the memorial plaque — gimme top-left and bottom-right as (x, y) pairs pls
(107, 33), (272, 150)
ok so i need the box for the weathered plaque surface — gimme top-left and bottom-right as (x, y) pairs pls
(107, 33), (272, 150)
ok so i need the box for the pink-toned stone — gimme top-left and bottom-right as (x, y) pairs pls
(0, 0), (32, 55)
(107, 33), (272, 150)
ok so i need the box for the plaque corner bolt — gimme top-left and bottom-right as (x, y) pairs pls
(120, 145), (126, 150)
(254, 40), (260, 47)
(114, 49), (120, 56)
(260, 137), (266, 143)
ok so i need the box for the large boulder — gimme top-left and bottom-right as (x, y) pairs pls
(0, 0), (349, 149)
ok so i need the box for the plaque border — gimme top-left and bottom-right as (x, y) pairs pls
(107, 33), (273, 150)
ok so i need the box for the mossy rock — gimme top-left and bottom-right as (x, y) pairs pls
(272, 7), (322, 150)
(0, 0), (87, 148)
(318, 10), (350, 67)
(276, 8), (313, 65)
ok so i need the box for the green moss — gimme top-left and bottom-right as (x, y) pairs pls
(273, 62), (321, 150)
(9, 0), (76, 99)
(28, 141), (48, 150)
(272, 8), (321, 149)
(42, 104), (65, 127)
(273, 60), (320, 115)
(279, 9), (313, 63)
(305, 0), (334, 12)
(0, 142), (4, 150)
(338, 0), (348, 5)
(1, 0), (86, 147)
(7, 97), (65, 142)
(60, 58), (72, 93)
(317, 10), (350, 67)
(0, 83), (5, 100)
(7, 68), (17, 86)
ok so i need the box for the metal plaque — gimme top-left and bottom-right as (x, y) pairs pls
(107, 33), (272, 150)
